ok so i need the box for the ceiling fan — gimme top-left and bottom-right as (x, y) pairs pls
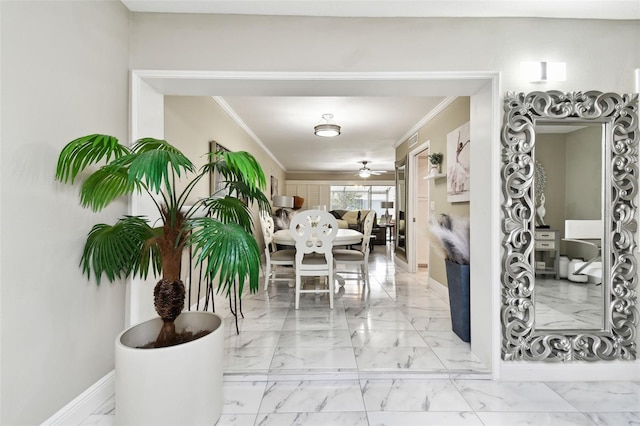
(356, 161), (384, 178)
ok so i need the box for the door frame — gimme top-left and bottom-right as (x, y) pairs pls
(407, 139), (432, 273)
(130, 70), (501, 377)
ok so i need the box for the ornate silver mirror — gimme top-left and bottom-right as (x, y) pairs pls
(501, 91), (638, 361)
(395, 157), (407, 261)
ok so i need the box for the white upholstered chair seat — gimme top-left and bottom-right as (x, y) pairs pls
(332, 249), (364, 262)
(270, 249), (296, 261)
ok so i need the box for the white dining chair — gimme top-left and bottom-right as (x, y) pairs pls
(259, 211), (295, 291)
(289, 209), (339, 309)
(333, 210), (375, 289)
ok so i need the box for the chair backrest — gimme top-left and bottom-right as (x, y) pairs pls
(259, 211), (276, 251)
(564, 219), (602, 240)
(358, 211), (376, 253)
(289, 209), (338, 264)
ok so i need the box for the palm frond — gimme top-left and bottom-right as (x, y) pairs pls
(122, 138), (195, 193)
(187, 218), (260, 298)
(226, 181), (272, 212)
(203, 151), (266, 192)
(81, 216), (161, 284)
(201, 196), (253, 232)
(80, 164), (141, 211)
(225, 150), (267, 190)
(56, 134), (129, 184)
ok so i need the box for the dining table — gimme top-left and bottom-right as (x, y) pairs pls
(272, 228), (364, 247)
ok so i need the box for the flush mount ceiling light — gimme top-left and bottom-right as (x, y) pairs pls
(314, 113), (341, 137)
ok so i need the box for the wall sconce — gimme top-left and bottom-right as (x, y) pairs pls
(522, 61), (566, 83)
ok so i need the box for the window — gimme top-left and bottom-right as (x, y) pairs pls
(330, 185), (395, 222)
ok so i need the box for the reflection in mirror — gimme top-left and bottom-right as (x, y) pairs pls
(534, 122), (604, 330)
(501, 91), (638, 362)
(395, 158), (407, 261)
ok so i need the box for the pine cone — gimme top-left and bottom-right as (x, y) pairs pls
(154, 279), (185, 322)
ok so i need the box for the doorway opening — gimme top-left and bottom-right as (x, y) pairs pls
(130, 71), (501, 377)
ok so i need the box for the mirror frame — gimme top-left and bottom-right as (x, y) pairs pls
(395, 157), (407, 260)
(501, 90), (638, 362)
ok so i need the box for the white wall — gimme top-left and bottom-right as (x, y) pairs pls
(0, 2), (130, 424)
(129, 14), (639, 93)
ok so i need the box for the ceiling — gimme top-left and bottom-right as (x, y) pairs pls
(122, 1), (639, 175)
(121, 1), (640, 20)
(218, 96), (446, 173)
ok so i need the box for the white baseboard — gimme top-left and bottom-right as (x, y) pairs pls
(428, 277), (449, 299)
(394, 255), (409, 271)
(500, 360), (640, 382)
(42, 370), (115, 425)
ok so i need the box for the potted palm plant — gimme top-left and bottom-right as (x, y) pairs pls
(429, 213), (471, 342)
(55, 134), (270, 425)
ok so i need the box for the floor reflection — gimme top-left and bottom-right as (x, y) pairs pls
(535, 277), (603, 329)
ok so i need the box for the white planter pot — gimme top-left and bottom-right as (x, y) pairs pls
(115, 311), (224, 425)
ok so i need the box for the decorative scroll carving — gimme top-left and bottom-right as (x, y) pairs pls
(501, 91), (638, 362)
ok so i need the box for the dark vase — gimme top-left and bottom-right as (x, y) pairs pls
(444, 259), (471, 342)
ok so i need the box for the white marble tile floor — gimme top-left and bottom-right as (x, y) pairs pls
(79, 246), (640, 425)
(80, 379), (640, 425)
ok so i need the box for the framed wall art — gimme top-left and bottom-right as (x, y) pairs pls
(209, 140), (229, 197)
(270, 175), (278, 200)
(446, 121), (471, 203)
